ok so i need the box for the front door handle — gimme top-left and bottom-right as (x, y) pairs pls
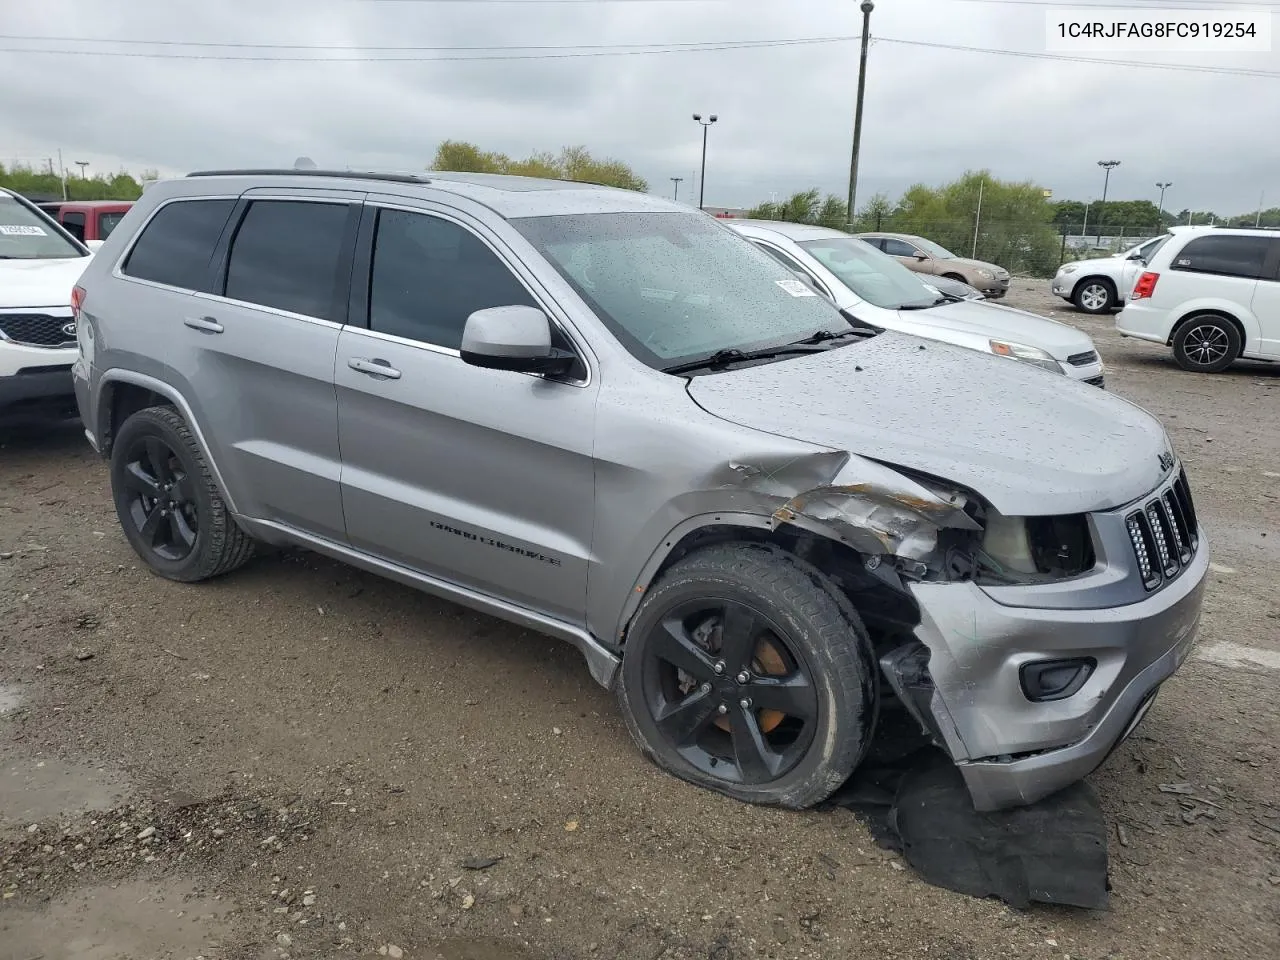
(183, 315), (224, 334)
(348, 357), (402, 380)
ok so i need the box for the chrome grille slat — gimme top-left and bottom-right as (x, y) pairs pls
(1126, 471), (1200, 592)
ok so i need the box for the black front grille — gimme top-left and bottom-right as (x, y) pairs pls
(0, 313), (76, 347)
(1126, 469), (1200, 591)
(1067, 350), (1099, 366)
(1084, 374), (1105, 388)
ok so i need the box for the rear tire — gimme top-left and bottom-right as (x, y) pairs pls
(1171, 314), (1241, 373)
(110, 405), (255, 582)
(616, 543), (876, 809)
(1072, 278), (1116, 314)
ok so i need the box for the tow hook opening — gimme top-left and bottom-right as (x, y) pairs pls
(1019, 657), (1097, 702)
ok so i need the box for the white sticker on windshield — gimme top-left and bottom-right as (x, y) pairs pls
(775, 278), (817, 298)
(0, 224), (46, 236)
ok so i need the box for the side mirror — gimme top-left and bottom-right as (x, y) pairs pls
(912, 251), (928, 260)
(460, 305), (577, 377)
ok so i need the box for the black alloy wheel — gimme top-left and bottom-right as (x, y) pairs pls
(640, 597), (819, 784)
(119, 435), (200, 561)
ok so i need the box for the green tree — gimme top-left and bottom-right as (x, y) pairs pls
(0, 163), (143, 201)
(429, 141), (647, 192)
(856, 192), (895, 230)
(892, 170), (1061, 276)
(745, 189), (848, 229)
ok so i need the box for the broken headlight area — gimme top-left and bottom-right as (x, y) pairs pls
(971, 510), (1097, 585)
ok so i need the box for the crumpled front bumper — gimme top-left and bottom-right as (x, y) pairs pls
(901, 531), (1208, 811)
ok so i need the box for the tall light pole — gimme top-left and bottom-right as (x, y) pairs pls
(692, 113), (717, 210)
(1155, 181), (1172, 224)
(670, 177), (684, 202)
(846, 0), (875, 230)
(74, 160), (89, 178)
(1096, 160), (1120, 246)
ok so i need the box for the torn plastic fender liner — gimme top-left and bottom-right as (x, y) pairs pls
(766, 458), (980, 561)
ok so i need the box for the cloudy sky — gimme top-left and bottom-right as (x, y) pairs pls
(1, 0), (1276, 215)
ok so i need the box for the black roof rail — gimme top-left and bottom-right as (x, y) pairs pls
(185, 168), (432, 185)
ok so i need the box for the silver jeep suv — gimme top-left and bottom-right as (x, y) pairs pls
(72, 170), (1208, 812)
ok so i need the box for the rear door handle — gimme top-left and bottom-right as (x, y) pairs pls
(183, 316), (224, 334)
(348, 357), (402, 380)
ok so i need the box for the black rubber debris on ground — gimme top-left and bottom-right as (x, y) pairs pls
(824, 712), (1111, 910)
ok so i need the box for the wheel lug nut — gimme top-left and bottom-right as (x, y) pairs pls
(716, 704), (728, 715)
(699, 682), (711, 694)
(740, 698), (752, 709)
(712, 661), (725, 675)
(736, 671), (750, 684)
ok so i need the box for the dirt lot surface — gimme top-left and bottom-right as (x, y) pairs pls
(2, 284), (1278, 960)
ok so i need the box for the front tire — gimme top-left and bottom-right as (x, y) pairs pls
(110, 405), (255, 582)
(1072, 278), (1116, 314)
(616, 543), (876, 809)
(1171, 314), (1241, 373)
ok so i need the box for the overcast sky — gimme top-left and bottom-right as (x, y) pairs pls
(1, 0), (1276, 215)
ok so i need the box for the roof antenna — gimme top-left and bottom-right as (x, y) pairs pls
(293, 156), (317, 170)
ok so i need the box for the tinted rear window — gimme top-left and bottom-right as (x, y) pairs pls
(1171, 234), (1273, 280)
(123, 199), (235, 291)
(224, 200), (352, 320)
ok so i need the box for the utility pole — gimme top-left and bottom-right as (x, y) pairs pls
(692, 114), (717, 210)
(846, 0), (875, 231)
(1256, 190), (1266, 227)
(670, 177), (683, 202)
(1081, 199), (1091, 244)
(971, 176), (984, 259)
(1155, 181), (1172, 224)
(1096, 160), (1120, 247)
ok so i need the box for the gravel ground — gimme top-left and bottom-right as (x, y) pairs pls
(2, 283), (1278, 960)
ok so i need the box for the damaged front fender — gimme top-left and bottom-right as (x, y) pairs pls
(764, 458), (981, 562)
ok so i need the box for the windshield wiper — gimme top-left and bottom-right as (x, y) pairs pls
(898, 295), (952, 311)
(664, 341), (835, 375)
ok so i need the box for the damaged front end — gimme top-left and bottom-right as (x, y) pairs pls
(754, 453), (1164, 811)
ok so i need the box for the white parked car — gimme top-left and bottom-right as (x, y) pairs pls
(1116, 226), (1280, 373)
(0, 187), (93, 420)
(1051, 234), (1170, 314)
(728, 220), (1106, 386)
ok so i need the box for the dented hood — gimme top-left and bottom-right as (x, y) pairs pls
(686, 333), (1171, 517)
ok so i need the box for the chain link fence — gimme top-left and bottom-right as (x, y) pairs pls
(842, 215), (1163, 279)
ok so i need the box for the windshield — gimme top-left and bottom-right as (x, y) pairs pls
(913, 236), (957, 260)
(512, 212), (852, 369)
(798, 236), (939, 309)
(0, 195), (86, 260)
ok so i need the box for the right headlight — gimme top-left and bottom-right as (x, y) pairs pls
(988, 339), (1063, 374)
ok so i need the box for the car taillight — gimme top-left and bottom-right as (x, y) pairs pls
(1131, 272), (1159, 300)
(71, 285), (85, 321)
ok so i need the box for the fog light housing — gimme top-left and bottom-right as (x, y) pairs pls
(1019, 657), (1096, 702)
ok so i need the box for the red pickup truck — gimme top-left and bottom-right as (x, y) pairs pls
(37, 200), (134, 245)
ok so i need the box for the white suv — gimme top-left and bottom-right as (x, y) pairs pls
(1115, 227), (1280, 373)
(0, 187), (94, 419)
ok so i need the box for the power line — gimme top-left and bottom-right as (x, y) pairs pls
(0, 31), (1276, 79)
(873, 35), (1280, 79)
(0, 37), (849, 61)
(0, 32), (835, 52)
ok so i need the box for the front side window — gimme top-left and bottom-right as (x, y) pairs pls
(368, 209), (537, 350)
(0, 194), (85, 260)
(882, 237), (919, 258)
(99, 211), (127, 238)
(122, 199), (235, 290)
(224, 200), (352, 320)
(61, 211), (87, 242)
(513, 212), (850, 369)
(1171, 234), (1272, 280)
(800, 236), (938, 309)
